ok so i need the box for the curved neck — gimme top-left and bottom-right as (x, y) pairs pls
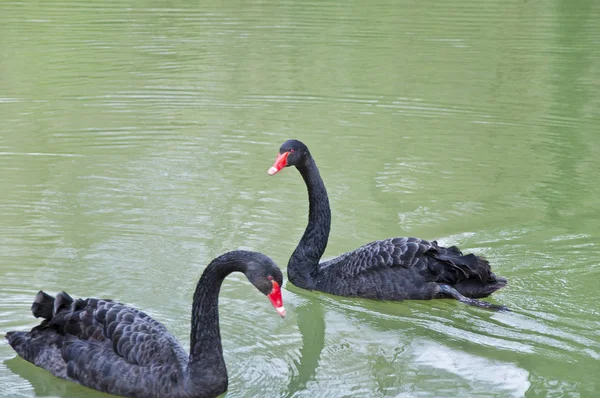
(187, 254), (247, 378)
(289, 156), (331, 288)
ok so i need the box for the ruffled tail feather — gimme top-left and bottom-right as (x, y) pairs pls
(428, 243), (507, 298)
(31, 290), (74, 320)
(31, 291), (55, 319)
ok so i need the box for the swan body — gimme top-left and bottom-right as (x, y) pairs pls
(6, 250), (285, 398)
(268, 139), (507, 310)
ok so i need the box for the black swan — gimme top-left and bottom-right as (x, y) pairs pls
(6, 250), (286, 398)
(268, 139), (507, 310)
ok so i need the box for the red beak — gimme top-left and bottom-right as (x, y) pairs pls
(267, 280), (286, 317)
(267, 152), (289, 175)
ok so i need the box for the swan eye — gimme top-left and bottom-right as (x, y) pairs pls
(267, 275), (273, 281)
(289, 149), (295, 154)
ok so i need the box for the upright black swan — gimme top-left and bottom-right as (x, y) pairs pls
(6, 250), (286, 398)
(268, 139), (507, 310)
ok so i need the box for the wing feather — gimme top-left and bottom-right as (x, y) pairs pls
(55, 297), (186, 367)
(321, 237), (434, 277)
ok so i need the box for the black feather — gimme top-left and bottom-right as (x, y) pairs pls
(31, 291), (55, 319)
(275, 139), (507, 309)
(6, 250), (284, 398)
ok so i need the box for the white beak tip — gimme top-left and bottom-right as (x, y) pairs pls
(275, 306), (286, 317)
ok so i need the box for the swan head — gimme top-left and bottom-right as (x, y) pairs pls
(244, 254), (286, 317)
(268, 139), (310, 175)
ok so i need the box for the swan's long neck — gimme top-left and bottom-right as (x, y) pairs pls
(289, 156), (331, 288)
(187, 255), (246, 383)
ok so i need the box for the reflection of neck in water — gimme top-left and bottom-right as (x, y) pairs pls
(285, 299), (326, 397)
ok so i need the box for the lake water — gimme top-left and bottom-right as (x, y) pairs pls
(1, 1), (599, 397)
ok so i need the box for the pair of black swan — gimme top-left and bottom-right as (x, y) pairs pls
(7, 139), (507, 398)
(268, 139), (507, 310)
(7, 251), (285, 398)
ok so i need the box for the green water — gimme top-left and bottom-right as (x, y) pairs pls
(1, 1), (599, 397)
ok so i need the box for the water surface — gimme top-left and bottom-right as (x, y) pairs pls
(1, 0), (599, 397)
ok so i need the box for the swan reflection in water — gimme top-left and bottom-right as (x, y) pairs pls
(283, 294), (326, 398)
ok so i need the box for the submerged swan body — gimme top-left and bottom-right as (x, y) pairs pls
(6, 250), (285, 398)
(268, 139), (507, 310)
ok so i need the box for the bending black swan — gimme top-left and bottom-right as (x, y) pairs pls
(268, 139), (507, 310)
(6, 250), (286, 398)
